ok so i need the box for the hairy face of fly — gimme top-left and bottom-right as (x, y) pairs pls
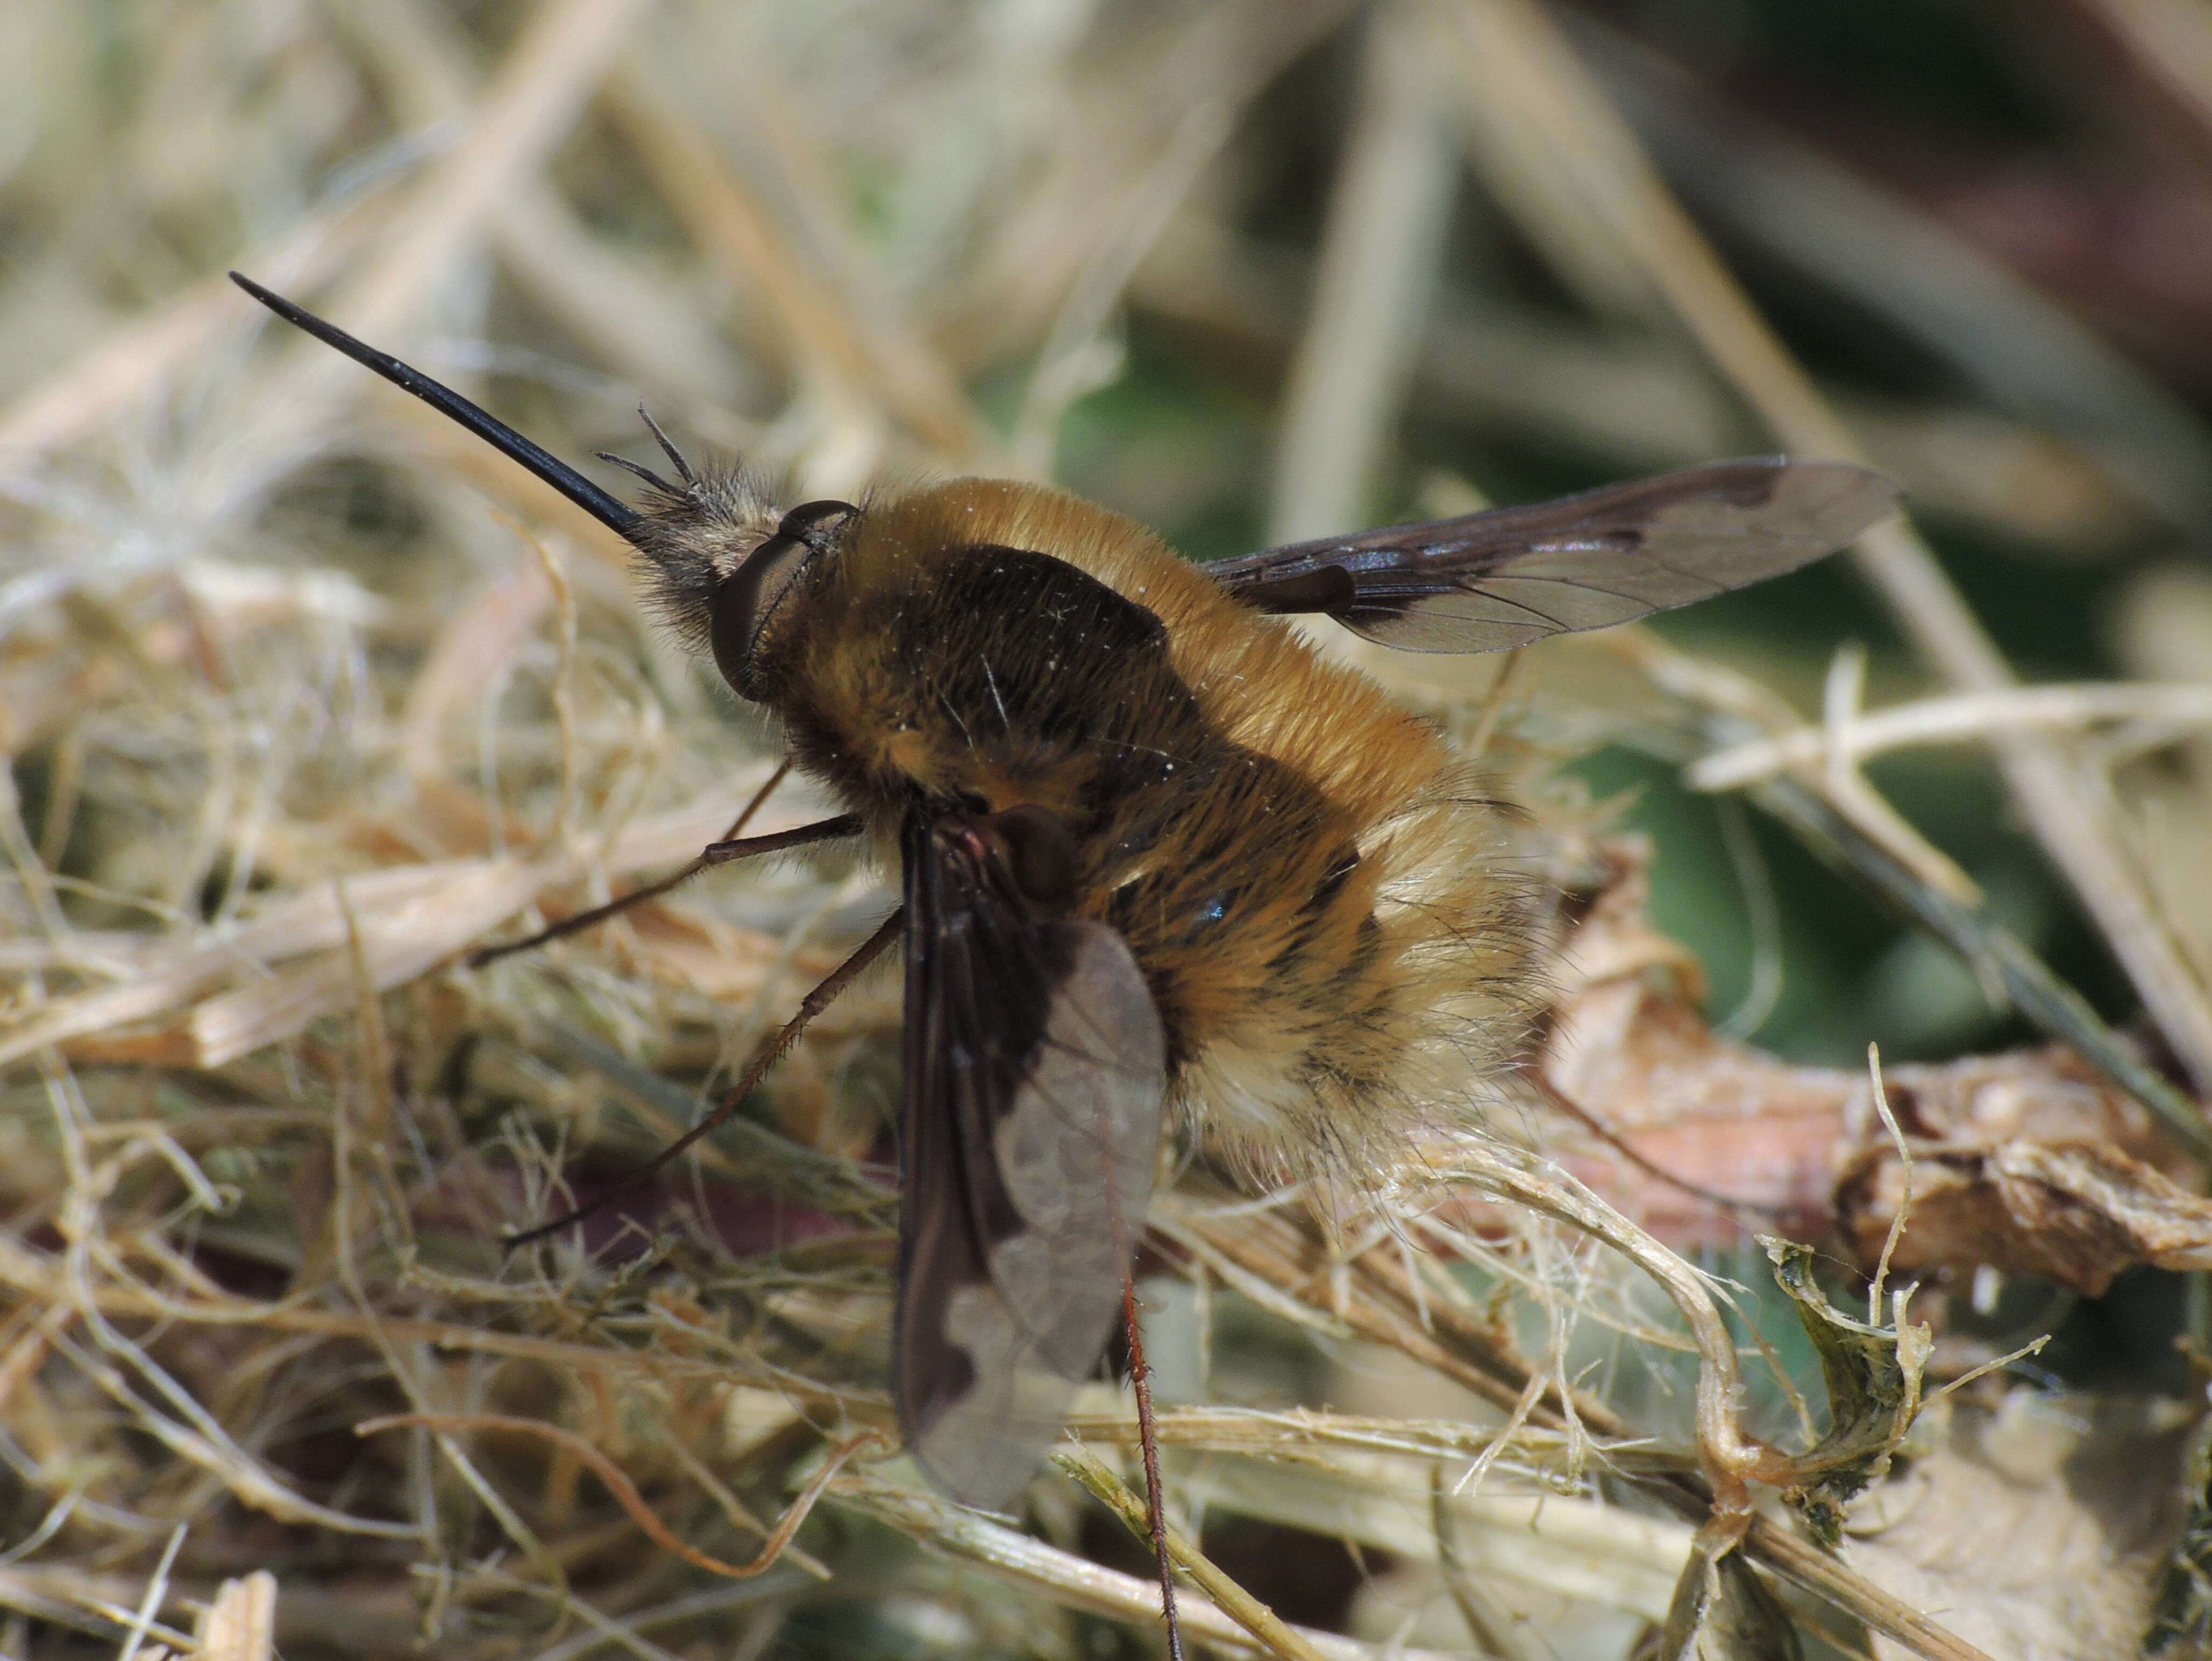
(620, 477), (860, 705)
(701, 499), (857, 701)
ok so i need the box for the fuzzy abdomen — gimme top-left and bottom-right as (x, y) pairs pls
(769, 479), (1535, 1180)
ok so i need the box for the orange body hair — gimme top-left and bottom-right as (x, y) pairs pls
(748, 476), (1535, 1181)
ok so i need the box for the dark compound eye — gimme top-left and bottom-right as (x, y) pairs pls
(777, 499), (858, 543)
(708, 499), (855, 698)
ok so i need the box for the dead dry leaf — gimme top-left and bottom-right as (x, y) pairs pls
(1844, 1393), (2193, 1661)
(1835, 1136), (2212, 1296)
(1529, 842), (2204, 1296)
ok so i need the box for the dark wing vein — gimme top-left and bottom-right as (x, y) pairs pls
(1204, 458), (1898, 653)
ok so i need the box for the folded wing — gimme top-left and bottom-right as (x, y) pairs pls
(894, 812), (1167, 1509)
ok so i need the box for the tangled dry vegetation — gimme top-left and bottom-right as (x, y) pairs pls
(6, 2), (2212, 1658)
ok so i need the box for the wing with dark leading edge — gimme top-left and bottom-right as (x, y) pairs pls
(894, 810), (1167, 1510)
(1204, 458), (1898, 652)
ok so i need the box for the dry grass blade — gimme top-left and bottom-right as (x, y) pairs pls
(0, 795), (755, 1071)
(1591, 26), (2212, 535)
(1591, 625), (2212, 1161)
(631, 16), (990, 464)
(0, 1227), (861, 1409)
(1688, 683), (2212, 791)
(46, 1321), (416, 1542)
(1064, 1402), (1628, 1468)
(0, 209), (380, 458)
(1157, 1183), (1995, 1661)
(313, 0), (745, 415)
(195, 1572), (277, 1661)
(311, 0), (657, 350)
(835, 1469), (1460, 1661)
(1058, 1445), (1326, 1661)
(1268, 4), (1459, 544)
(603, 66), (985, 469)
(2037, 0), (2212, 167)
(1195, 1449), (1691, 1621)
(1762, 763), (2210, 1163)
(1011, 100), (1235, 477)
(354, 1414), (869, 1581)
(229, 0), (660, 561)
(1136, 212), (2156, 554)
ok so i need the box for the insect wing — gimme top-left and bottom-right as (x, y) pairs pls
(895, 817), (1167, 1509)
(1205, 458), (1898, 652)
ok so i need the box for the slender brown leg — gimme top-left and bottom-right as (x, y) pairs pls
(471, 814), (859, 966)
(699, 814), (862, 865)
(475, 761), (793, 966)
(1122, 1275), (1185, 1661)
(471, 762), (857, 968)
(503, 906), (903, 1250)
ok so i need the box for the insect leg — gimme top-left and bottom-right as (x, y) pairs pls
(1123, 1272), (1185, 1661)
(503, 905), (902, 1250)
(471, 812), (860, 967)
(471, 760), (855, 966)
(699, 814), (862, 866)
(1090, 1043), (1183, 1660)
(475, 760), (794, 966)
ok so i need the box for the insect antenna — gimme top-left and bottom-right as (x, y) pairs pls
(592, 405), (702, 500)
(594, 450), (685, 497)
(637, 403), (698, 486)
(502, 904), (904, 1250)
(229, 272), (646, 545)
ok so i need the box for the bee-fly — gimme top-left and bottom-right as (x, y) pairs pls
(233, 273), (1895, 1545)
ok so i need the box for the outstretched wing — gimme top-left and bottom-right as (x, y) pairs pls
(893, 811), (1167, 1510)
(1204, 458), (1898, 652)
